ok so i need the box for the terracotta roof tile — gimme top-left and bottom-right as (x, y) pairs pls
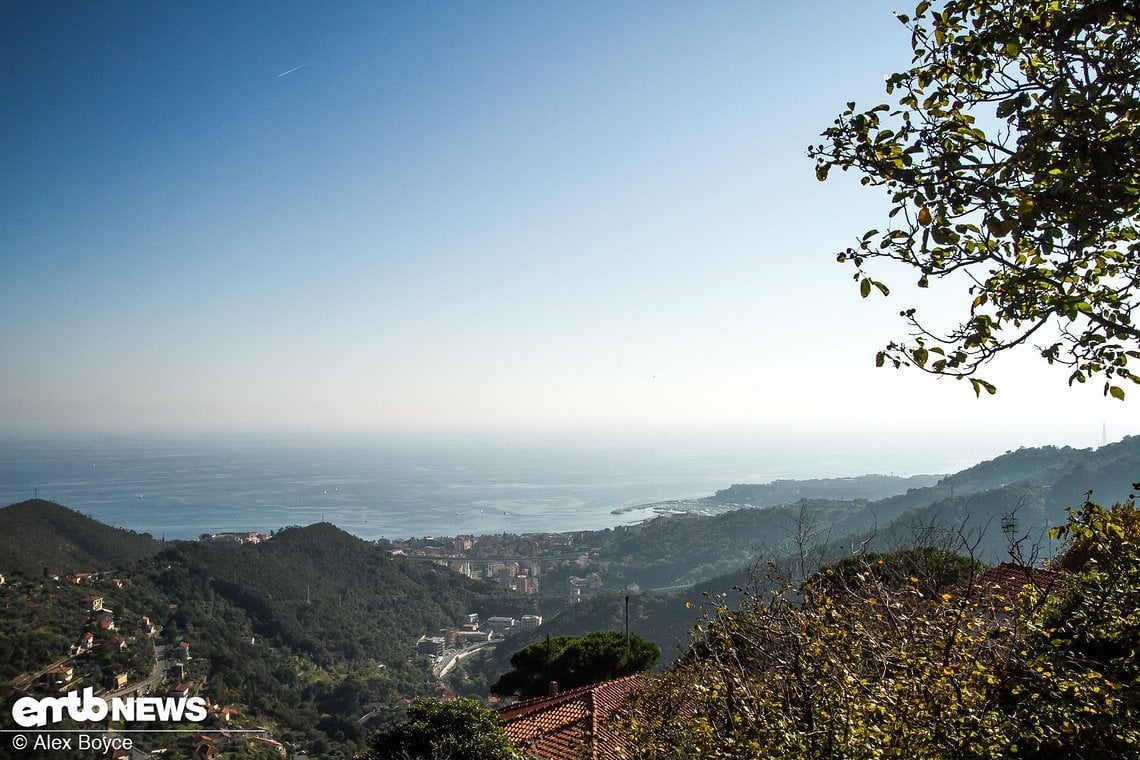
(498, 675), (646, 760)
(952, 562), (1059, 603)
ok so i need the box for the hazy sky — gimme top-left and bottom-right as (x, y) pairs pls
(2, 1), (1137, 448)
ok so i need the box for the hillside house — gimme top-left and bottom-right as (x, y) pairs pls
(484, 616), (519, 636)
(192, 736), (218, 759)
(74, 631), (94, 654)
(953, 562), (1059, 603)
(946, 562), (1063, 635)
(430, 682), (456, 701)
(416, 636), (445, 656)
(43, 666), (74, 687)
(435, 627), (458, 648)
(456, 629), (493, 645)
(498, 675), (647, 760)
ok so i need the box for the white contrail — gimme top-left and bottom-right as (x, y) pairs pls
(277, 64), (307, 78)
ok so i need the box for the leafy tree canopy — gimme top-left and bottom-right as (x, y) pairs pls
(358, 698), (522, 760)
(491, 631), (660, 700)
(626, 499), (1140, 758)
(820, 545), (985, 594)
(810, 0), (1140, 399)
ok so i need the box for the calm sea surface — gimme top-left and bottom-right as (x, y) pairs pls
(0, 430), (995, 541)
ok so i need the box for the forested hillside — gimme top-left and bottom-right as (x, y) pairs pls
(708, 473), (938, 507)
(558, 438), (1140, 592)
(0, 499), (162, 576)
(0, 517), (532, 758)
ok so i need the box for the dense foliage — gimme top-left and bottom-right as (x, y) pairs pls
(358, 698), (523, 760)
(491, 631), (660, 700)
(130, 524), (532, 755)
(0, 499), (161, 577)
(811, 0), (1140, 398)
(623, 499), (1140, 758)
(821, 545), (984, 594)
(0, 580), (90, 681)
(0, 519), (531, 758)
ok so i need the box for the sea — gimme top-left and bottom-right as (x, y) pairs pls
(0, 429), (1019, 541)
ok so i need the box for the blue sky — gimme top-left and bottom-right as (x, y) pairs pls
(2, 1), (1137, 450)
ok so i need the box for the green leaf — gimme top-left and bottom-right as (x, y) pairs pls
(860, 278), (872, 298)
(969, 378), (997, 397)
(1109, 385), (1126, 401)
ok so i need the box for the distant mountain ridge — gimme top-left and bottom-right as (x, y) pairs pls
(709, 474), (940, 508)
(0, 499), (162, 577)
(513, 437), (1140, 664)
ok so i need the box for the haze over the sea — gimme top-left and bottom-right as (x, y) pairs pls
(0, 427), (1118, 541)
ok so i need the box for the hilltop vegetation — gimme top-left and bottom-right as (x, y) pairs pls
(135, 524), (535, 755)
(0, 499), (161, 576)
(627, 499), (1140, 758)
(708, 473), (938, 507)
(0, 516), (532, 758)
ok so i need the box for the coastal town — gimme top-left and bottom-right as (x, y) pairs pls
(386, 525), (646, 604)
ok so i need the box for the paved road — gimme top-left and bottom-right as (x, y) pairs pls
(434, 641), (495, 679)
(106, 641), (166, 699)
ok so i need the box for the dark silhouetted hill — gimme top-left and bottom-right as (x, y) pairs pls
(0, 499), (162, 577)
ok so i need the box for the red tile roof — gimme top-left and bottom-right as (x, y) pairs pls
(498, 675), (646, 760)
(953, 562), (1059, 603)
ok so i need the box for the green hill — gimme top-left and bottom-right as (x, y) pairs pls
(0, 499), (162, 577)
(1, 517), (534, 758)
